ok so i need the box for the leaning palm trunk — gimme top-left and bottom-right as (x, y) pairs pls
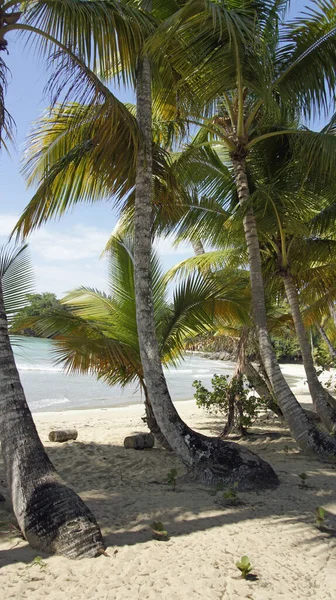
(329, 304), (336, 329)
(236, 328), (281, 423)
(143, 385), (172, 451)
(231, 155), (336, 458)
(317, 324), (336, 360)
(242, 361), (282, 417)
(0, 282), (104, 557)
(282, 273), (336, 432)
(132, 56), (278, 490)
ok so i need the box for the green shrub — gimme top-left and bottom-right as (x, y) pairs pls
(193, 374), (265, 434)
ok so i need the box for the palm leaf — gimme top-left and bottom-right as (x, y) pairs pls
(0, 244), (35, 320)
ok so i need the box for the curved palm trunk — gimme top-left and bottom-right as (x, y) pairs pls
(231, 155), (336, 459)
(242, 361), (283, 417)
(329, 303), (336, 328)
(0, 282), (104, 557)
(133, 56), (278, 490)
(317, 324), (336, 359)
(236, 328), (281, 421)
(282, 273), (336, 432)
(143, 385), (172, 450)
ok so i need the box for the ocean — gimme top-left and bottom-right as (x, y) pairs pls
(12, 337), (237, 413)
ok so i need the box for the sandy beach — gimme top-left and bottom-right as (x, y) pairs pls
(1, 384), (336, 599)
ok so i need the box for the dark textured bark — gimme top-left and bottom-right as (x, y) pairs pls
(231, 154), (336, 459)
(0, 281), (105, 557)
(133, 55), (278, 490)
(283, 273), (336, 433)
(219, 387), (236, 438)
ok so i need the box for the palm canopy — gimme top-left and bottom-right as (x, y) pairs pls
(149, 1), (336, 176)
(158, 114), (336, 330)
(13, 1), (336, 244)
(0, 1), (156, 144)
(29, 235), (249, 388)
(14, 99), (186, 238)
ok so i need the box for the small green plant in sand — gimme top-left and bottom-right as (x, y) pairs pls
(222, 482), (240, 506)
(150, 521), (169, 541)
(298, 472), (308, 487)
(27, 556), (47, 570)
(194, 374), (265, 436)
(236, 555), (253, 579)
(167, 468), (178, 491)
(315, 507), (326, 528)
(283, 444), (290, 454)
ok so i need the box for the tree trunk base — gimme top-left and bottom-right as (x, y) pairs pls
(23, 477), (105, 558)
(324, 389), (336, 410)
(124, 433), (154, 449)
(182, 430), (279, 490)
(144, 396), (172, 451)
(306, 423), (336, 460)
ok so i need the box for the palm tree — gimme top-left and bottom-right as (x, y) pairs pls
(12, 3), (280, 488)
(261, 218), (336, 432)
(153, 0), (336, 457)
(0, 0), (153, 556)
(226, 121), (336, 431)
(0, 245), (105, 556)
(164, 127), (336, 436)
(25, 235), (251, 447)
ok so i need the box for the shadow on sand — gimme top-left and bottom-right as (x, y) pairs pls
(1, 419), (336, 567)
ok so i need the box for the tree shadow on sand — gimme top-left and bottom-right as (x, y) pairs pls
(1, 430), (336, 566)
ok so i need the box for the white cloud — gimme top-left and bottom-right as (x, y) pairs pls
(30, 224), (112, 261)
(154, 235), (192, 255)
(0, 213), (111, 297)
(0, 213), (19, 238)
(33, 262), (108, 297)
(0, 213), (194, 298)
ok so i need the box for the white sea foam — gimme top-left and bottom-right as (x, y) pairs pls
(163, 368), (193, 375)
(31, 397), (70, 408)
(17, 363), (63, 373)
(13, 337), (238, 412)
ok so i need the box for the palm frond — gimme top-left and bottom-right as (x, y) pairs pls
(21, 0), (152, 86)
(0, 57), (15, 149)
(0, 244), (35, 320)
(276, 1), (336, 120)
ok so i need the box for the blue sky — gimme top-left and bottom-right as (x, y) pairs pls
(0, 1), (325, 296)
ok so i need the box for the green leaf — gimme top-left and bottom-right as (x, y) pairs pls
(0, 245), (35, 322)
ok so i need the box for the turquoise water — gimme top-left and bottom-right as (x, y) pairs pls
(12, 337), (236, 413)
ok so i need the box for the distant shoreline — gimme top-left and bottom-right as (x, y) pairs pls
(185, 349), (303, 365)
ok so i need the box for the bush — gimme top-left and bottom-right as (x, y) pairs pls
(193, 374), (266, 435)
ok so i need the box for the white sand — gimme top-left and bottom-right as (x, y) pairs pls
(1, 389), (336, 598)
